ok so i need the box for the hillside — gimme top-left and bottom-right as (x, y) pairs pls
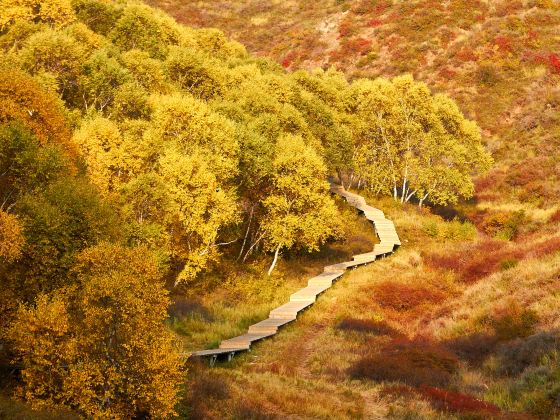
(0, 0), (559, 419)
(149, 0), (560, 204)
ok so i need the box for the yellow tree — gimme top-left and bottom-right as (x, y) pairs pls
(0, 0), (75, 30)
(261, 134), (341, 275)
(156, 148), (237, 284)
(0, 69), (75, 159)
(73, 116), (129, 193)
(0, 210), (24, 262)
(148, 94), (239, 183)
(8, 244), (182, 418)
(346, 75), (492, 205)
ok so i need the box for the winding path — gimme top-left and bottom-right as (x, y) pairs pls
(190, 183), (400, 365)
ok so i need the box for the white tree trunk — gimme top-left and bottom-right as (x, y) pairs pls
(267, 246), (281, 276)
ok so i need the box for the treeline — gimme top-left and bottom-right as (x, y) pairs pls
(0, 0), (491, 417)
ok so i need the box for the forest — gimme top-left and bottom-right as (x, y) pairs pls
(1, 0), (559, 419)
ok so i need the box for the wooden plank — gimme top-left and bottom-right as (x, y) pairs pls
(290, 284), (332, 302)
(248, 318), (293, 334)
(191, 348), (245, 357)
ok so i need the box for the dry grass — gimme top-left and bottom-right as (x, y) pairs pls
(173, 195), (560, 417)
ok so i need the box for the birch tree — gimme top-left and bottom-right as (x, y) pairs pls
(346, 74), (492, 206)
(261, 134), (341, 275)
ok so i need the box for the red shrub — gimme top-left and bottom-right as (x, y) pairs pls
(281, 51), (296, 68)
(494, 35), (513, 52)
(367, 18), (383, 27)
(530, 236), (560, 258)
(348, 338), (459, 386)
(418, 386), (501, 415)
(456, 46), (478, 62)
(373, 1), (390, 15)
(527, 30), (539, 40)
(549, 53), (560, 74)
(425, 240), (510, 283)
(507, 159), (548, 187)
(439, 67), (457, 79)
(549, 209), (560, 223)
(352, 0), (378, 15)
(338, 19), (357, 38)
(336, 318), (398, 336)
(374, 281), (447, 311)
(344, 37), (373, 55)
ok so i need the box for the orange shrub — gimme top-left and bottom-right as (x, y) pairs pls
(425, 240), (519, 283)
(549, 209), (560, 223)
(418, 386), (501, 416)
(367, 18), (383, 27)
(526, 236), (560, 258)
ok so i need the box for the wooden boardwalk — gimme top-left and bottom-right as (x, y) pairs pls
(190, 184), (400, 365)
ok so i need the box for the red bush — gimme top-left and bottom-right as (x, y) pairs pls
(507, 158), (548, 187)
(439, 67), (457, 79)
(281, 51), (296, 68)
(418, 386), (501, 415)
(531, 236), (560, 258)
(527, 30), (539, 40)
(348, 338), (459, 386)
(425, 240), (515, 284)
(494, 35), (513, 52)
(533, 52), (560, 74)
(549, 53), (560, 74)
(338, 19), (357, 38)
(456, 46), (478, 62)
(549, 210), (560, 223)
(344, 37), (373, 55)
(374, 281), (447, 311)
(367, 18), (383, 27)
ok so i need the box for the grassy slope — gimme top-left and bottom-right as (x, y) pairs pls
(147, 0), (560, 205)
(136, 0), (560, 417)
(181, 196), (560, 418)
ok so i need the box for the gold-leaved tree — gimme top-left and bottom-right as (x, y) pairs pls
(8, 243), (182, 419)
(261, 134), (342, 275)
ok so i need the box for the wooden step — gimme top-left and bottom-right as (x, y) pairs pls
(324, 262), (347, 273)
(191, 183), (400, 363)
(191, 348), (246, 357)
(353, 252), (377, 263)
(290, 284), (332, 302)
(307, 272), (343, 286)
(220, 333), (274, 349)
(269, 301), (313, 319)
(374, 245), (394, 255)
(248, 318), (293, 334)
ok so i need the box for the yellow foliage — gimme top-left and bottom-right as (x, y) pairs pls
(0, 210), (24, 262)
(0, 69), (75, 159)
(0, 0), (75, 30)
(8, 244), (183, 418)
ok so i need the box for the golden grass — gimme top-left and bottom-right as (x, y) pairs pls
(178, 193), (560, 417)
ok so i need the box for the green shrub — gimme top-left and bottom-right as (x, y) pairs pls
(492, 305), (539, 341)
(499, 258), (518, 270)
